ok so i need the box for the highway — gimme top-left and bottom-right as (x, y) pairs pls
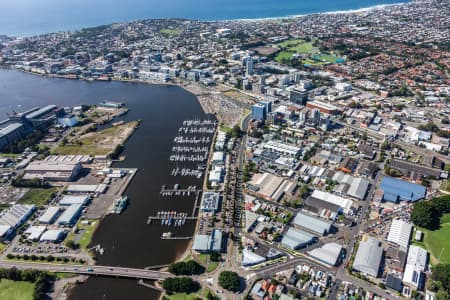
(0, 261), (172, 280)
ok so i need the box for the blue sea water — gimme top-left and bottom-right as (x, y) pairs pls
(1, 0), (408, 37)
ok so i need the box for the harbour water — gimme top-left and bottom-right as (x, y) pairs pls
(0, 69), (211, 299)
(0, 0), (409, 37)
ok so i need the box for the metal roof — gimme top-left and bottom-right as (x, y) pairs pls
(353, 236), (383, 277)
(281, 227), (315, 250)
(380, 176), (426, 202)
(293, 212), (331, 236)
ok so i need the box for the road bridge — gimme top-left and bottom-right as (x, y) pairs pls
(0, 261), (172, 281)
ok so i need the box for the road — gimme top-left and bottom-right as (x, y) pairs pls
(0, 261), (172, 280)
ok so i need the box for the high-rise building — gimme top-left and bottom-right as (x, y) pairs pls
(289, 88), (308, 105)
(252, 103), (266, 121)
(246, 57), (254, 75)
(260, 100), (272, 114)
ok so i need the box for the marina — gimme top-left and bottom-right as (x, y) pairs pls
(160, 184), (197, 196)
(146, 211), (197, 226)
(161, 232), (193, 240)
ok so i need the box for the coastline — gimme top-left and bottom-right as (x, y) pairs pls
(1, 0), (411, 38)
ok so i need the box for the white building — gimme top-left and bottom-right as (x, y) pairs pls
(387, 219), (413, 251)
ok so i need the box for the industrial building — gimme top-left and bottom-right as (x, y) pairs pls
(332, 172), (370, 200)
(0, 204), (35, 228)
(192, 229), (222, 253)
(248, 173), (297, 202)
(56, 204), (83, 226)
(66, 184), (99, 193)
(200, 192), (220, 212)
(24, 160), (82, 181)
(0, 225), (13, 241)
(308, 242), (343, 266)
(38, 206), (61, 224)
(380, 176), (426, 203)
(59, 195), (90, 206)
(309, 190), (354, 215)
(292, 212), (332, 236)
(24, 225), (47, 241)
(0, 123), (26, 150)
(211, 151), (225, 164)
(40, 229), (65, 243)
(386, 219), (413, 251)
(353, 236), (383, 277)
(281, 227), (316, 250)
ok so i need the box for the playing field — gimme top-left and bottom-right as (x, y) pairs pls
(0, 279), (34, 300)
(275, 39), (316, 63)
(415, 213), (450, 264)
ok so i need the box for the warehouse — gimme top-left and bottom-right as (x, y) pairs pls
(380, 176), (426, 203)
(200, 192), (220, 212)
(66, 184), (99, 193)
(38, 206), (61, 224)
(386, 219), (413, 251)
(40, 229), (65, 243)
(24, 225), (47, 241)
(332, 172), (370, 200)
(0, 225), (13, 241)
(59, 195), (90, 206)
(281, 227), (316, 250)
(192, 229), (222, 253)
(292, 212), (332, 236)
(211, 152), (225, 164)
(57, 204), (83, 226)
(24, 160), (82, 181)
(0, 123), (26, 150)
(309, 190), (354, 215)
(353, 236), (383, 277)
(0, 204), (35, 228)
(248, 173), (297, 202)
(406, 245), (428, 271)
(308, 242), (343, 266)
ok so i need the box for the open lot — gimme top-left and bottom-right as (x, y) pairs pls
(52, 120), (139, 156)
(18, 187), (58, 207)
(0, 279), (34, 300)
(65, 220), (99, 251)
(414, 213), (450, 264)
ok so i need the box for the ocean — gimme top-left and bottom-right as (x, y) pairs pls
(1, 0), (408, 37)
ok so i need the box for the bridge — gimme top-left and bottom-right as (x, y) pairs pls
(0, 261), (172, 280)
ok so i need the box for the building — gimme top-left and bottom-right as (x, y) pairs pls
(40, 229), (65, 243)
(248, 173), (297, 202)
(200, 192), (220, 212)
(24, 160), (82, 182)
(353, 236), (383, 277)
(24, 225), (46, 241)
(309, 190), (354, 215)
(0, 123), (26, 150)
(38, 206), (61, 224)
(386, 219), (413, 251)
(308, 242), (343, 266)
(58, 114), (78, 127)
(292, 212), (332, 236)
(211, 151), (225, 164)
(252, 103), (267, 121)
(246, 57), (254, 75)
(56, 204), (83, 226)
(192, 229), (222, 253)
(66, 184), (99, 193)
(262, 140), (301, 157)
(0, 204), (35, 229)
(59, 195), (90, 206)
(306, 101), (339, 115)
(332, 172), (370, 200)
(280, 227), (315, 250)
(380, 176), (426, 203)
(242, 249), (266, 266)
(0, 225), (13, 241)
(289, 89), (308, 105)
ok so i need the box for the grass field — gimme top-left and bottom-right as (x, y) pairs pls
(415, 213), (450, 264)
(65, 220), (99, 251)
(0, 279), (34, 300)
(18, 188), (58, 207)
(52, 121), (138, 156)
(160, 28), (181, 36)
(275, 39), (316, 63)
(197, 253), (219, 273)
(165, 287), (213, 300)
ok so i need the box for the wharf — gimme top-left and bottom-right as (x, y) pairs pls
(160, 185), (197, 197)
(161, 236), (192, 240)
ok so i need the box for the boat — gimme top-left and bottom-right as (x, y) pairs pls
(109, 196), (128, 214)
(162, 232), (173, 238)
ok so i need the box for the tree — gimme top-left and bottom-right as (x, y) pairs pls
(411, 201), (440, 230)
(231, 125), (242, 138)
(210, 252), (221, 262)
(432, 264), (450, 293)
(162, 277), (200, 294)
(168, 260), (204, 275)
(218, 271), (240, 292)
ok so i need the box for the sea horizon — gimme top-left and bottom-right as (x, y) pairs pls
(1, 0), (408, 37)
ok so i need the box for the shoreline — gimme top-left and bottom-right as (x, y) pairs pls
(2, 1), (411, 38)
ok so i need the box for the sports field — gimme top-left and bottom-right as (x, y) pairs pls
(414, 213), (450, 264)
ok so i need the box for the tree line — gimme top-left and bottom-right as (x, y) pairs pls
(0, 267), (55, 300)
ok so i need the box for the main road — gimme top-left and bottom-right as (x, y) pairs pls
(0, 261), (172, 280)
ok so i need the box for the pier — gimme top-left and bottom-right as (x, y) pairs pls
(160, 185), (197, 197)
(146, 211), (197, 226)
